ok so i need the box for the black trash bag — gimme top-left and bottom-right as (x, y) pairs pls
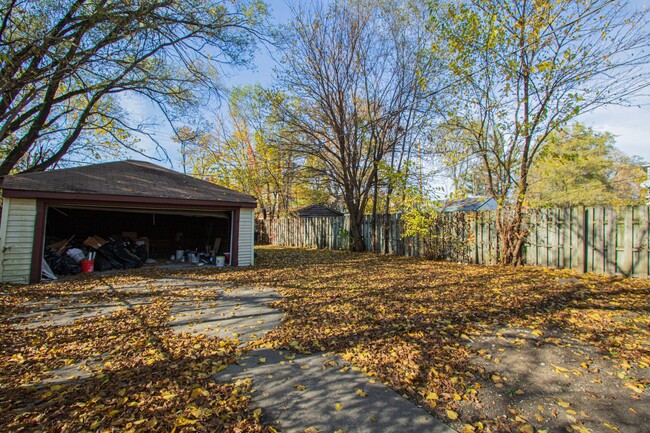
(112, 241), (143, 269)
(94, 254), (115, 272)
(96, 244), (125, 270)
(133, 243), (148, 262)
(45, 249), (81, 275)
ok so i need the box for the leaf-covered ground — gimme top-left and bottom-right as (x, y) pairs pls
(1, 246), (648, 432)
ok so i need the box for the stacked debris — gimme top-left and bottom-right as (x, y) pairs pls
(43, 234), (149, 278)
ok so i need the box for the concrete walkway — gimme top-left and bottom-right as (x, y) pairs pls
(9, 278), (456, 433)
(203, 287), (456, 433)
(217, 348), (454, 433)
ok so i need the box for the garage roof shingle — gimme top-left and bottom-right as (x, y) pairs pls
(0, 160), (256, 205)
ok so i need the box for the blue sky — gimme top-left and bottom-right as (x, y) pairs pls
(124, 0), (650, 170)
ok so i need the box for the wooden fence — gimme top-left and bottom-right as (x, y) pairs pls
(257, 206), (650, 279)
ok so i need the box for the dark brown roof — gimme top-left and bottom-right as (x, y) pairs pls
(0, 160), (256, 205)
(293, 204), (343, 217)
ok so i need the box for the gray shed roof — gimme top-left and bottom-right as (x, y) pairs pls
(443, 197), (497, 212)
(293, 204), (343, 217)
(0, 160), (256, 205)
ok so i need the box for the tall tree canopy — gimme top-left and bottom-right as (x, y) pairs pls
(278, 0), (440, 251)
(430, 0), (650, 264)
(0, 0), (269, 175)
(175, 85), (300, 220)
(527, 123), (646, 208)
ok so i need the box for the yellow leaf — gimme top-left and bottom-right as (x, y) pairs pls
(446, 409), (458, 420)
(335, 403), (343, 411)
(567, 409), (577, 415)
(624, 383), (644, 393)
(295, 385), (307, 391)
(558, 400), (570, 408)
(519, 425), (534, 433)
(426, 392), (439, 400)
(461, 424), (475, 433)
(162, 391), (177, 400)
(355, 388), (368, 397)
(175, 416), (197, 427)
(602, 423), (619, 431)
(453, 393), (462, 401)
(515, 389), (525, 395)
(531, 329), (543, 337)
(259, 357), (267, 364)
(580, 362), (589, 369)
(190, 388), (209, 399)
(552, 364), (569, 373)
(535, 413), (544, 422)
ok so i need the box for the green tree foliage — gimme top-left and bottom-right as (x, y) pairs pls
(177, 85), (300, 219)
(0, 0), (269, 175)
(527, 123), (646, 208)
(429, 0), (650, 264)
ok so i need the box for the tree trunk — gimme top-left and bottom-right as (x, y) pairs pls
(346, 202), (366, 252)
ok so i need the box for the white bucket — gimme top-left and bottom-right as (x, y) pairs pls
(176, 250), (184, 261)
(216, 256), (226, 267)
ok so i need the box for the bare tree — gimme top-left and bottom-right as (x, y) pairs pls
(0, 0), (269, 175)
(431, 0), (650, 264)
(278, 0), (440, 251)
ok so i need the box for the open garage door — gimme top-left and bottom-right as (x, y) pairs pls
(45, 205), (233, 260)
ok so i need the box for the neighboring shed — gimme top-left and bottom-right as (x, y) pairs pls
(443, 197), (497, 213)
(0, 160), (257, 284)
(292, 204), (343, 218)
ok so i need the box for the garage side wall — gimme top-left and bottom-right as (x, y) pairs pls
(238, 208), (254, 266)
(0, 198), (37, 284)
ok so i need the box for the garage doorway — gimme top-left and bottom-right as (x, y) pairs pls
(45, 206), (233, 260)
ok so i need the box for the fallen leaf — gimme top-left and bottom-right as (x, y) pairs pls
(446, 409), (458, 420)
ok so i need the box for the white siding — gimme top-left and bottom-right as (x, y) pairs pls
(238, 208), (254, 266)
(0, 198), (37, 284)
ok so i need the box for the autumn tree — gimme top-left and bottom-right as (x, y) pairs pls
(430, 0), (650, 264)
(278, 0), (441, 251)
(527, 123), (646, 208)
(0, 0), (269, 175)
(178, 85), (300, 219)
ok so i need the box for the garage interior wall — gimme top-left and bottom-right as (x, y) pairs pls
(0, 198), (37, 284)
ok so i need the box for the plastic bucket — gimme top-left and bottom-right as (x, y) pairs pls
(216, 256), (226, 267)
(80, 260), (95, 273)
(224, 252), (230, 264)
(175, 250), (184, 261)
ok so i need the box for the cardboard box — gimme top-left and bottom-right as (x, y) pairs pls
(83, 236), (108, 250)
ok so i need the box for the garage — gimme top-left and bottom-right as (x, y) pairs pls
(0, 160), (256, 283)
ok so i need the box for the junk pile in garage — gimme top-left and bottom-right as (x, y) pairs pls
(42, 232), (231, 280)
